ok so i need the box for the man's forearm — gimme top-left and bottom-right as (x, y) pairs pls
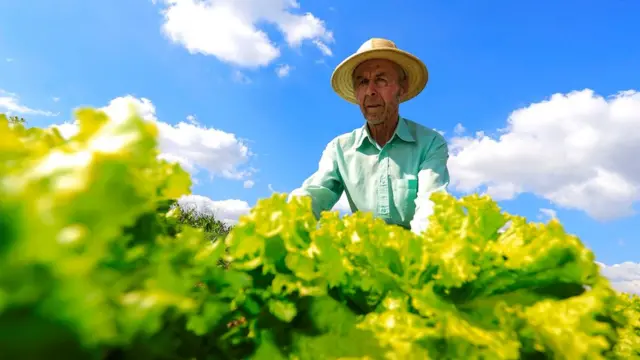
(410, 181), (448, 235)
(289, 140), (344, 219)
(289, 186), (342, 219)
(410, 141), (450, 235)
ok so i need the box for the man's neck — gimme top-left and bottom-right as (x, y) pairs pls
(367, 115), (399, 147)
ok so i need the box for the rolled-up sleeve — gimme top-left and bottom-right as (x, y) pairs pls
(289, 139), (344, 219)
(410, 136), (450, 235)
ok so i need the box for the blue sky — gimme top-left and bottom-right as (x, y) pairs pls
(1, 1), (639, 291)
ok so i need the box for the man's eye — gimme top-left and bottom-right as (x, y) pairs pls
(375, 78), (388, 85)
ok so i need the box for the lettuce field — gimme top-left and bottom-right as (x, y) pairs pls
(1, 110), (639, 359)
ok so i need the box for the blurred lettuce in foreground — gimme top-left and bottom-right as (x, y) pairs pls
(0, 111), (638, 360)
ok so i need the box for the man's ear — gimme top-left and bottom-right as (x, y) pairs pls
(398, 81), (408, 98)
(401, 77), (409, 95)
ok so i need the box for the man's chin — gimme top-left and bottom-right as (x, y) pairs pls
(364, 117), (385, 125)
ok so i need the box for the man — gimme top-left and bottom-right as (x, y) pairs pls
(290, 38), (450, 234)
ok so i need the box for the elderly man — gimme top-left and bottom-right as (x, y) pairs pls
(290, 38), (450, 234)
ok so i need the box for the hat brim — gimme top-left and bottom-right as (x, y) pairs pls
(330, 48), (429, 104)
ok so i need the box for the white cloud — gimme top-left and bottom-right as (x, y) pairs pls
(313, 39), (332, 56)
(453, 123), (465, 135)
(243, 180), (255, 188)
(232, 70), (252, 84)
(538, 208), (557, 220)
(54, 122), (79, 138)
(597, 262), (640, 294)
(0, 89), (58, 117)
(51, 95), (254, 181)
(276, 64), (292, 78)
(52, 97), (60, 103)
(448, 89), (640, 221)
(177, 194), (251, 225)
(186, 114), (198, 125)
(158, 0), (334, 68)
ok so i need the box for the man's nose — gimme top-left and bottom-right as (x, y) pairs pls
(366, 80), (378, 96)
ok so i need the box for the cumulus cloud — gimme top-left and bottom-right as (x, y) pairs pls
(51, 95), (254, 181)
(448, 89), (640, 221)
(186, 114), (198, 125)
(177, 194), (251, 225)
(243, 180), (255, 188)
(597, 262), (640, 295)
(538, 208), (557, 221)
(158, 0), (334, 68)
(52, 122), (79, 138)
(453, 123), (465, 135)
(232, 70), (252, 84)
(276, 64), (293, 78)
(0, 89), (58, 117)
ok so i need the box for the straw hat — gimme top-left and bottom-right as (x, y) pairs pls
(330, 38), (429, 104)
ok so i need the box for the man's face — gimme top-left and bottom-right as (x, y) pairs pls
(353, 58), (408, 125)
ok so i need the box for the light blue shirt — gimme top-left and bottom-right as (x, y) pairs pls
(290, 116), (450, 234)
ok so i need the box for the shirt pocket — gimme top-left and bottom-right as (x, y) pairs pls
(392, 175), (418, 219)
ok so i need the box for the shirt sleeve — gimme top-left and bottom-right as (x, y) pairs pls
(289, 139), (345, 219)
(410, 136), (450, 235)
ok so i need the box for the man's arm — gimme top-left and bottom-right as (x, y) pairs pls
(410, 136), (450, 235)
(289, 139), (344, 219)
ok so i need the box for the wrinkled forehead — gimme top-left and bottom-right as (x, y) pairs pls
(352, 58), (406, 82)
(353, 58), (401, 77)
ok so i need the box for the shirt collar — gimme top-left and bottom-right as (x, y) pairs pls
(355, 116), (415, 149)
